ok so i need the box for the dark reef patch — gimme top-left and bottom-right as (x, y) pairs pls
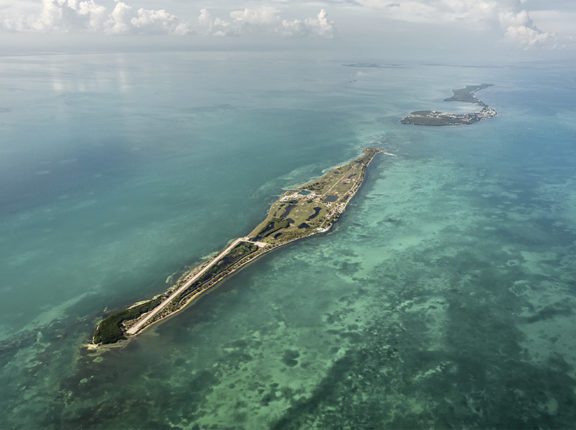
(272, 242), (576, 430)
(282, 350), (300, 367)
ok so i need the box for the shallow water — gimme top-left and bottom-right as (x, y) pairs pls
(0, 53), (575, 429)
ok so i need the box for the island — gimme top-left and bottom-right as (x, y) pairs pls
(91, 148), (383, 347)
(343, 63), (402, 69)
(401, 84), (497, 126)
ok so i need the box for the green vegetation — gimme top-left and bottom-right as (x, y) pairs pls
(92, 148), (381, 346)
(176, 241), (259, 304)
(254, 218), (291, 239)
(93, 297), (162, 345)
(200, 242), (258, 280)
(228, 242), (258, 258)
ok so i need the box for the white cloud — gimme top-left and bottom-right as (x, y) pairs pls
(0, 0), (564, 48)
(0, 1), (334, 39)
(130, 8), (191, 35)
(354, 0), (553, 47)
(31, 0), (93, 32)
(281, 9), (334, 38)
(196, 6), (334, 38)
(0, 0), (189, 35)
(230, 6), (279, 26)
(499, 9), (552, 47)
(106, 1), (132, 34)
(1, 15), (30, 32)
(197, 8), (233, 37)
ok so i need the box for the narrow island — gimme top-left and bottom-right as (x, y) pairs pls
(91, 148), (383, 347)
(401, 84), (497, 126)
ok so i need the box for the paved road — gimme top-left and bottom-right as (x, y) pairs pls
(127, 237), (251, 335)
(124, 150), (383, 338)
(322, 172), (346, 196)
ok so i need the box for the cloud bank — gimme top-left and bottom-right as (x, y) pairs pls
(354, 0), (555, 47)
(0, 0), (569, 49)
(196, 6), (334, 38)
(0, 0), (190, 35)
(0, 0), (335, 39)
(499, 9), (552, 47)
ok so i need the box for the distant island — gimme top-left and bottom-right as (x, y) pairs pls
(91, 148), (383, 347)
(344, 63), (403, 69)
(401, 84), (497, 126)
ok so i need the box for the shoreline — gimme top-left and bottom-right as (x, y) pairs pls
(91, 148), (383, 348)
(401, 84), (497, 126)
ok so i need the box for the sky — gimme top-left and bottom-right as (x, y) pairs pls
(0, 0), (574, 58)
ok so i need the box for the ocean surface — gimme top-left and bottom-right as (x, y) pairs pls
(0, 52), (575, 429)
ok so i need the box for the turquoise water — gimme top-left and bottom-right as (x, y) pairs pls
(1, 53), (576, 429)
